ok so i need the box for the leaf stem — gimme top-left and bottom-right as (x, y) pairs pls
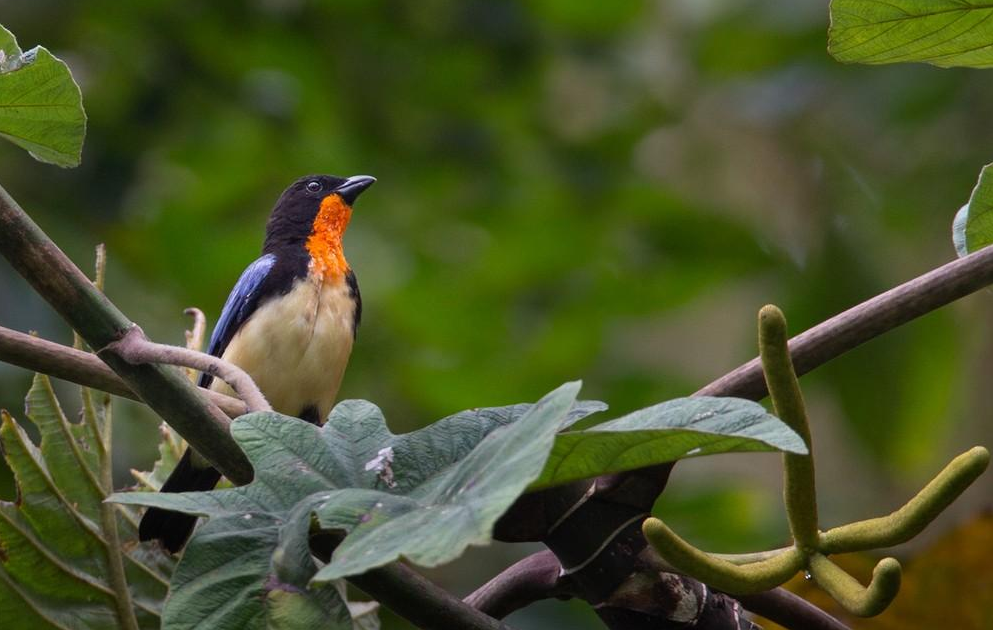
(94, 400), (140, 630)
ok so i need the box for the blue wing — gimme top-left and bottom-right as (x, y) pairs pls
(198, 254), (276, 388)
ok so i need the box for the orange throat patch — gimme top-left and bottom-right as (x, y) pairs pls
(306, 194), (352, 281)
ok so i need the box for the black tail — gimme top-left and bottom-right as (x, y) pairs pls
(138, 449), (222, 553)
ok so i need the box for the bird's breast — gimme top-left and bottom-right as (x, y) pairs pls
(214, 269), (356, 422)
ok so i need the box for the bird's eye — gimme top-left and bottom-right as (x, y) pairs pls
(306, 181), (322, 193)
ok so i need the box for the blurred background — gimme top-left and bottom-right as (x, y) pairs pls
(0, 1), (991, 627)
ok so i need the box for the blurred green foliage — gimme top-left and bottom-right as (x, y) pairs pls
(0, 1), (991, 627)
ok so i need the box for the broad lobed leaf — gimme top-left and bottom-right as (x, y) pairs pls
(829, 0), (993, 68)
(0, 374), (174, 630)
(112, 380), (806, 630)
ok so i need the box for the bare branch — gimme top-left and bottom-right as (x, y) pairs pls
(102, 325), (271, 413)
(696, 245), (993, 400)
(0, 325), (248, 417)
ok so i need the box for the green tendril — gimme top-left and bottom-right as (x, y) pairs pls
(809, 554), (901, 617)
(641, 304), (989, 618)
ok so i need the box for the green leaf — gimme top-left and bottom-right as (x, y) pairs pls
(0, 24), (85, 167)
(130, 422), (186, 490)
(529, 396), (808, 491)
(311, 381), (580, 582)
(112, 384), (583, 625)
(951, 163), (993, 257)
(828, 1), (993, 68)
(0, 374), (174, 630)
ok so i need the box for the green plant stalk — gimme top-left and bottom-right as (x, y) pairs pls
(808, 553), (901, 617)
(819, 446), (990, 553)
(0, 183), (252, 484)
(758, 305), (819, 551)
(642, 517), (805, 594)
(70, 248), (139, 630)
(92, 393), (139, 630)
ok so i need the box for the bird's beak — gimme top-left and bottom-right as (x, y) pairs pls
(335, 175), (376, 205)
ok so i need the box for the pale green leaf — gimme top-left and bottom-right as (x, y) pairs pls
(951, 163), (993, 257)
(829, 1), (993, 68)
(0, 24), (85, 167)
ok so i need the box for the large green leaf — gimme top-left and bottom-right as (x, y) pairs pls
(952, 163), (993, 257)
(111, 383), (588, 629)
(529, 396), (807, 491)
(310, 381), (580, 582)
(0, 374), (174, 630)
(828, 1), (993, 68)
(0, 24), (85, 167)
(110, 380), (809, 613)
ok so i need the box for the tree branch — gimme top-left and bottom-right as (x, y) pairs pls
(101, 325), (271, 413)
(0, 325), (249, 417)
(696, 245), (993, 399)
(734, 589), (852, 630)
(0, 183), (253, 485)
(474, 248), (993, 627)
(464, 550), (572, 619)
(349, 563), (517, 630)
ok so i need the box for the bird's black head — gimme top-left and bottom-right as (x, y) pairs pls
(263, 174), (375, 254)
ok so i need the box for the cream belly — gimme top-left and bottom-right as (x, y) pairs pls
(212, 272), (355, 422)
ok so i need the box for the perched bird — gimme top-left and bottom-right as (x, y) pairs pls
(139, 174), (375, 552)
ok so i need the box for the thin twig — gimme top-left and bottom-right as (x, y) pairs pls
(183, 307), (207, 382)
(102, 325), (271, 413)
(0, 325), (248, 417)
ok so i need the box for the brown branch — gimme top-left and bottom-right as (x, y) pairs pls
(0, 184), (253, 485)
(735, 589), (851, 630)
(102, 325), (271, 413)
(349, 563), (517, 630)
(464, 551), (572, 619)
(0, 325), (248, 417)
(696, 245), (993, 400)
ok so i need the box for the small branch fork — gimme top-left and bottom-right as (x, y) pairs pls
(100, 324), (271, 413)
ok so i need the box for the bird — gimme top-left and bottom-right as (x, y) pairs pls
(138, 173), (375, 552)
